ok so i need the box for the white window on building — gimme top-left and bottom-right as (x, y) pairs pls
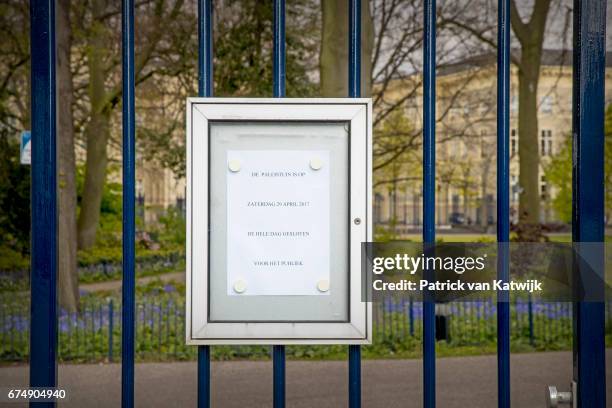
(540, 129), (553, 156)
(479, 102), (488, 115)
(511, 95), (518, 113)
(541, 175), (547, 199)
(460, 140), (467, 159)
(450, 106), (461, 118)
(480, 130), (488, 158)
(540, 95), (553, 114)
(548, 134), (553, 155)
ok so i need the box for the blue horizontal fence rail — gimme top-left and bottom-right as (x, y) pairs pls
(5, 295), (601, 363)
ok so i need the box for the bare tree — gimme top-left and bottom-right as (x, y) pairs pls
(57, 0), (79, 311)
(511, 0), (552, 224)
(444, 0), (561, 226)
(0, 1), (79, 310)
(363, 1), (501, 181)
(75, 0), (186, 249)
(320, 0), (374, 97)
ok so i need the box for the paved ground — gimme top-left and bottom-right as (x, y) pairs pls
(1, 351), (609, 407)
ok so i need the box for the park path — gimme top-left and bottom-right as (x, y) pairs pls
(79, 271), (184, 293)
(2, 351), (610, 407)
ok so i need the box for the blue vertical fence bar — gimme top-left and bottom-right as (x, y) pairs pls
(348, 0), (361, 407)
(272, 345), (285, 408)
(527, 293), (534, 346)
(121, 0), (136, 406)
(29, 0), (58, 403)
(496, 1), (511, 408)
(348, 0), (361, 98)
(422, 1), (436, 407)
(409, 297), (414, 336)
(572, 1), (607, 407)
(109, 299), (114, 362)
(273, 0), (286, 98)
(272, 0), (286, 407)
(197, 1), (213, 407)
(198, 0), (213, 98)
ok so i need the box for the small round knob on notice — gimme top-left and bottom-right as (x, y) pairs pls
(228, 159), (241, 172)
(233, 280), (247, 294)
(309, 158), (323, 171)
(317, 279), (330, 292)
(354, 218), (361, 225)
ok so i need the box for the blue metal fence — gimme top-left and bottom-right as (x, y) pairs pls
(27, 0), (608, 407)
(4, 295), (598, 362)
(121, 0), (136, 406)
(348, 1), (363, 408)
(29, 2), (58, 407)
(272, 1), (287, 406)
(572, 2), (607, 407)
(422, 1), (436, 407)
(197, 1), (213, 407)
(496, 1), (511, 407)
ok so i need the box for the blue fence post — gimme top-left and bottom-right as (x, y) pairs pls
(197, 344), (211, 408)
(272, 345), (285, 408)
(273, 0), (286, 98)
(272, 0), (286, 406)
(572, 1), (607, 407)
(197, 1), (213, 407)
(109, 299), (114, 362)
(121, 0), (136, 406)
(527, 294), (534, 346)
(348, 0), (362, 407)
(29, 0), (58, 402)
(10, 306), (15, 361)
(409, 297), (414, 337)
(496, 1), (511, 408)
(422, 1), (436, 407)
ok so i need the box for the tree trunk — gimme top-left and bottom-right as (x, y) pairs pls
(77, 112), (110, 250)
(77, 0), (110, 250)
(320, 0), (348, 97)
(517, 52), (541, 223)
(361, 1), (374, 97)
(462, 185), (469, 221)
(56, 0), (79, 312)
(510, 0), (551, 226)
(320, 0), (373, 97)
(480, 159), (491, 228)
(445, 183), (450, 223)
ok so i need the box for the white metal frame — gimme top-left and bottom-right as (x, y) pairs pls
(186, 98), (372, 345)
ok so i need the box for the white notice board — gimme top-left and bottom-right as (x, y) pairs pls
(186, 98), (372, 345)
(226, 150), (330, 296)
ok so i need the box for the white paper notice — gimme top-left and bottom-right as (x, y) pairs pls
(226, 150), (330, 296)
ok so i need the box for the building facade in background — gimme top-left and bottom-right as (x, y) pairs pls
(374, 50), (612, 232)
